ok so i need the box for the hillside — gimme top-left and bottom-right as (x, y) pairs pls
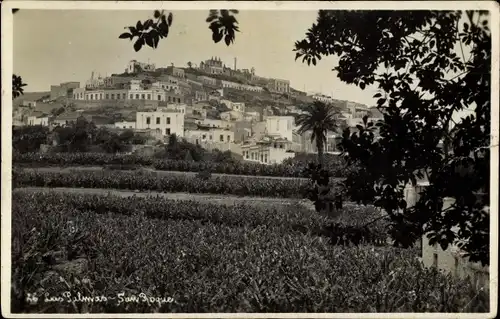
(13, 91), (50, 107)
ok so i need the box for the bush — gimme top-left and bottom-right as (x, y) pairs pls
(13, 152), (349, 178)
(11, 191), (489, 313)
(12, 169), (313, 198)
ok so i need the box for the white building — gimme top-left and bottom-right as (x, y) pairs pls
(27, 115), (49, 126)
(129, 79), (142, 91)
(185, 128), (234, 144)
(310, 93), (335, 104)
(265, 116), (295, 141)
(195, 118), (234, 129)
(220, 110), (244, 122)
(115, 121), (136, 129)
(126, 60), (156, 74)
(220, 80), (243, 90)
(136, 108), (185, 137)
(241, 138), (295, 165)
(244, 111), (261, 122)
(152, 81), (181, 94)
(220, 99), (245, 113)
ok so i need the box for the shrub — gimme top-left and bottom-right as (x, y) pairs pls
(13, 152), (349, 178)
(12, 169), (312, 198)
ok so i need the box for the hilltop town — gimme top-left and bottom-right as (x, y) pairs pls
(13, 57), (382, 163)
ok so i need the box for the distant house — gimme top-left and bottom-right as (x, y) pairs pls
(52, 112), (84, 127)
(185, 127), (234, 144)
(265, 116), (295, 141)
(115, 121), (136, 130)
(241, 136), (295, 165)
(21, 100), (37, 107)
(220, 110), (244, 122)
(27, 115), (49, 126)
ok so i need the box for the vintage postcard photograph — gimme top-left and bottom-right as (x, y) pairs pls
(1, 1), (498, 317)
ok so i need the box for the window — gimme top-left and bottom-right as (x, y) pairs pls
(117, 94), (120, 100)
(130, 126), (133, 129)
(123, 93), (127, 99)
(147, 94), (151, 100)
(202, 134), (206, 140)
(158, 95), (161, 101)
(261, 154), (264, 162)
(100, 93), (103, 99)
(136, 94), (139, 99)
(251, 153), (254, 160)
(146, 117), (151, 125)
(227, 135), (231, 142)
(433, 253), (438, 268)
(141, 94), (145, 99)
(106, 94), (109, 99)
(156, 117), (160, 124)
(209, 135), (213, 140)
(166, 128), (171, 135)
(168, 96), (172, 102)
(220, 135), (224, 142)
(130, 95), (133, 99)
(112, 94), (115, 99)
(264, 154), (268, 163)
(166, 117), (171, 124)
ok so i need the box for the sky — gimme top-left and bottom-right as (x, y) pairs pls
(13, 9), (380, 106)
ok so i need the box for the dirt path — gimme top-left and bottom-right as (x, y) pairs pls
(14, 187), (314, 209)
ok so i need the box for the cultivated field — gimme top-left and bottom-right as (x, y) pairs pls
(10, 162), (489, 313)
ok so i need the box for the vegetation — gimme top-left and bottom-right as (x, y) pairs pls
(296, 101), (341, 166)
(12, 74), (27, 99)
(13, 152), (350, 178)
(12, 169), (320, 198)
(120, 10), (239, 51)
(11, 191), (489, 313)
(295, 10), (491, 266)
(12, 126), (50, 154)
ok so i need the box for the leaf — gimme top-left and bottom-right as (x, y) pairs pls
(128, 26), (137, 35)
(145, 34), (154, 48)
(373, 93), (382, 98)
(312, 58), (317, 66)
(167, 12), (173, 26)
(136, 21), (143, 31)
(154, 10), (161, 19)
(224, 34), (232, 46)
(133, 38), (144, 52)
(119, 33), (132, 39)
(360, 82), (366, 90)
(159, 22), (169, 37)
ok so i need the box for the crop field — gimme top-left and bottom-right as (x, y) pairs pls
(11, 190), (489, 313)
(12, 169), (319, 198)
(13, 152), (348, 178)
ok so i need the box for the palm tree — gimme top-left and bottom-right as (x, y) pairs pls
(296, 101), (340, 166)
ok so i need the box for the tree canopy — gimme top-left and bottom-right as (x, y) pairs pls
(119, 9), (240, 51)
(295, 10), (491, 265)
(296, 101), (341, 166)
